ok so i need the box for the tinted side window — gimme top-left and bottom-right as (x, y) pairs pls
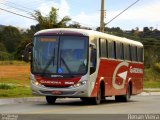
(124, 44), (130, 60)
(116, 42), (123, 59)
(114, 42), (117, 59)
(137, 47), (143, 62)
(108, 40), (115, 59)
(131, 46), (137, 61)
(106, 40), (108, 57)
(99, 39), (107, 57)
(121, 43), (124, 60)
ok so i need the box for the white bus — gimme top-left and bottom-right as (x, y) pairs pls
(25, 28), (144, 105)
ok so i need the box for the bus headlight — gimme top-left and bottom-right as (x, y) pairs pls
(32, 80), (43, 87)
(71, 81), (87, 88)
(34, 81), (41, 86)
(30, 74), (43, 87)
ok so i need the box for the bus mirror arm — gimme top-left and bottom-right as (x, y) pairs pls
(23, 42), (33, 62)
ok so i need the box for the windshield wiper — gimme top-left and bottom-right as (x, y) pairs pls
(41, 56), (55, 76)
(42, 48), (55, 76)
(60, 57), (72, 75)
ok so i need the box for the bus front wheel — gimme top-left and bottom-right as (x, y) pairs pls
(46, 96), (57, 104)
(91, 87), (101, 105)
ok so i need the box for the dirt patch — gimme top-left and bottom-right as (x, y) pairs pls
(0, 65), (30, 86)
(0, 65), (30, 78)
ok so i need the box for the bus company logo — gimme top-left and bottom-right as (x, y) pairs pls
(112, 61), (129, 90)
(40, 80), (62, 84)
(112, 62), (143, 89)
(130, 67), (143, 74)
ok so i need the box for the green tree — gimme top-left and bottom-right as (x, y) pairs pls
(32, 7), (71, 30)
(0, 26), (22, 53)
(69, 22), (81, 28)
(0, 42), (6, 52)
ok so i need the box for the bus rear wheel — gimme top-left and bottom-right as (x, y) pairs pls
(46, 96), (57, 104)
(115, 84), (131, 102)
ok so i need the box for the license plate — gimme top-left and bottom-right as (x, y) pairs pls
(51, 91), (62, 95)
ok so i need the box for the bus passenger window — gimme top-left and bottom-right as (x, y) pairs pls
(121, 43), (124, 60)
(106, 40), (108, 57)
(137, 47), (143, 62)
(124, 44), (130, 61)
(131, 46), (137, 61)
(108, 41), (115, 59)
(116, 42), (123, 60)
(100, 39), (107, 57)
(114, 41), (117, 59)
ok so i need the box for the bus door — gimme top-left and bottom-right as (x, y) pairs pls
(88, 43), (98, 96)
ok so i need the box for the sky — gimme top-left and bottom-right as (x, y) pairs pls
(0, 0), (160, 30)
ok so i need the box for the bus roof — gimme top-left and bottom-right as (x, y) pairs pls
(35, 28), (143, 47)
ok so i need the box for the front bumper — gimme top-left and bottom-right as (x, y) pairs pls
(31, 82), (89, 97)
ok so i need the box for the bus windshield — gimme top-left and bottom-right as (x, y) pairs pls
(32, 36), (88, 75)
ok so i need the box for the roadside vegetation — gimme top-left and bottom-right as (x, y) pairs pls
(0, 82), (31, 97)
(144, 66), (160, 88)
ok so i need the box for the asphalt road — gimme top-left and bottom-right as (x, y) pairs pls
(0, 95), (160, 114)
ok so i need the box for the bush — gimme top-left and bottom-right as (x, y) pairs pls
(0, 51), (13, 61)
(0, 83), (16, 90)
(153, 63), (160, 73)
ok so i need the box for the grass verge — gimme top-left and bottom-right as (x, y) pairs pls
(0, 86), (32, 98)
(143, 89), (160, 92)
(0, 60), (29, 66)
(144, 81), (160, 88)
(0, 83), (16, 89)
(144, 68), (160, 88)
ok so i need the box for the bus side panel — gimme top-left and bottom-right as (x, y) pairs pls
(101, 59), (127, 96)
(91, 59), (127, 97)
(128, 62), (144, 95)
(90, 59), (144, 97)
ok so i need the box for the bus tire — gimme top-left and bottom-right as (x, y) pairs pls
(115, 84), (131, 102)
(91, 87), (101, 105)
(80, 97), (90, 102)
(46, 96), (57, 104)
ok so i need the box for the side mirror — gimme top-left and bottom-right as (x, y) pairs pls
(24, 42), (33, 62)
